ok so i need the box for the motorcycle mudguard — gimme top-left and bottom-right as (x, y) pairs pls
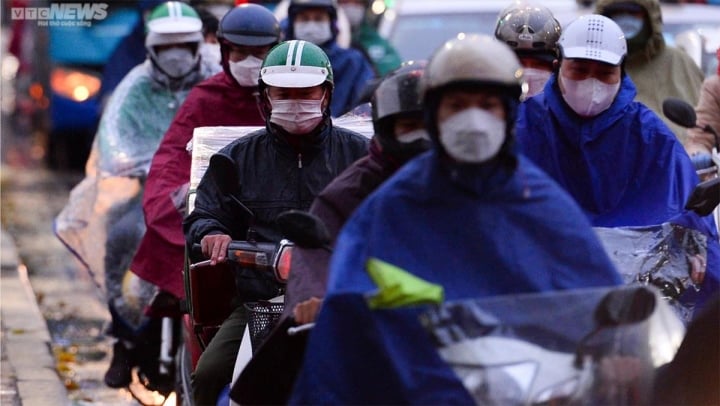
(229, 316), (308, 405)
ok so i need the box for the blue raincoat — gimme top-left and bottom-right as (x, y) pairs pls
(290, 151), (623, 404)
(516, 74), (719, 315)
(323, 42), (374, 117)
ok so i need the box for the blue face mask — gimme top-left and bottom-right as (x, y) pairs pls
(612, 14), (644, 39)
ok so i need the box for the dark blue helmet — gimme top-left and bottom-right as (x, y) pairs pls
(217, 4), (280, 47)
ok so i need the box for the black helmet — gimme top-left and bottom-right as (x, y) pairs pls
(217, 4), (281, 47)
(372, 60), (429, 163)
(494, 4), (561, 63)
(289, 0), (338, 20)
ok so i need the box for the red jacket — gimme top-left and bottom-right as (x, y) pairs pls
(130, 72), (264, 298)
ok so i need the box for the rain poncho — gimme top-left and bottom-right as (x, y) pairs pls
(290, 151), (623, 404)
(323, 42), (375, 117)
(595, 0), (704, 143)
(516, 73), (719, 317)
(54, 60), (209, 328)
(130, 72), (265, 299)
(351, 22), (402, 76)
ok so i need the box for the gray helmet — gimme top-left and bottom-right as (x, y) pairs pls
(494, 3), (561, 62)
(421, 34), (525, 163)
(420, 34), (525, 100)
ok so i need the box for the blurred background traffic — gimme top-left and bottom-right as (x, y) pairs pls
(2, 0), (719, 172)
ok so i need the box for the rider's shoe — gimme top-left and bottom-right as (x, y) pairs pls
(104, 341), (134, 388)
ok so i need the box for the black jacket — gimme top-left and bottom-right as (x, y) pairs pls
(184, 119), (369, 300)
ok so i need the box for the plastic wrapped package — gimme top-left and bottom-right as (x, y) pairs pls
(187, 126), (263, 214)
(187, 116), (373, 212)
(594, 223), (708, 323)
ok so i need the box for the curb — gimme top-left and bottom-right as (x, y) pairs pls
(1, 228), (70, 406)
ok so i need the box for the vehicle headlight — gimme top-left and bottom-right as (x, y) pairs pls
(50, 67), (101, 102)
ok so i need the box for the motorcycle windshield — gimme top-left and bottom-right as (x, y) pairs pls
(421, 286), (685, 406)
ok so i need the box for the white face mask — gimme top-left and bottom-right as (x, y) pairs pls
(439, 108), (506, 164)
(294, 21), (333, 45)
(522, 68), (552, 98)
(560, 71), (620, 117)
(229, 55), (264, 87)
(270, 96), (325, 134)
(341, 4), (365, 28)
(156, 47), (196, 78)
(396, 128), (430, 144)
(199, 42), (221, 68)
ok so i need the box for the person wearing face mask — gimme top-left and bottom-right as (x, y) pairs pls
(289, 34), (623, 404)
(183, 39), (369, 405)
(53, 1), (213, 390)
(494, 3), (561, 99)
(285, 60), (430, 328)
(230, 60), (430, 406)
(127, 2), (280, 381)
(516, 15), (719, 316)
(595, 0), (704, 143)
(337, 0), (402, 76)
(284, 0), (375, 116)
(196, 6), (222, 74)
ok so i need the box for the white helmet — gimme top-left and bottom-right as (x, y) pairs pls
(558, 14), (627, 66)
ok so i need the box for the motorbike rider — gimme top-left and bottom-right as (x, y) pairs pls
(290, 34), (623, 404)
(183, 40), (369, 405)
(595, 0), (704, 142)
(53, 1), (212, 389)
(515, 15), (719, 316)
(129, 3), (280, 327)
(284, 0), (375, 116)
(494, 2), (561, 98)
(286, 60), (430, 324)
(337, 0), (402, 76)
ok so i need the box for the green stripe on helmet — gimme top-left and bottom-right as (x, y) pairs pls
(147, 1), (202, 34)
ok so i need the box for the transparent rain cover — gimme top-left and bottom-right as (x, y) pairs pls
(420, 286), (685, 406)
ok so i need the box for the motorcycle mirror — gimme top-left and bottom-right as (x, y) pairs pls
(209, 153), (240, 195)
(663, 97), (697, 129)
(208, 153), (255, 223)
(594, 286), (657, 327)
(685, 177), (720, 216)
(575, 286), (658, 368)
(276, 210), (332, 251)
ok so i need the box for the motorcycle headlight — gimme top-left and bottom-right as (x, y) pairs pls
(50, 67), (101, 102)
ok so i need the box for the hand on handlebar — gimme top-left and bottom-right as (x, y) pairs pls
(293, 297), (323, 325)
(200, 234), (232, 265)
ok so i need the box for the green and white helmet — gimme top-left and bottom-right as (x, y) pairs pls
(145, 2), (203, 52)
(259, 40), (334, 89)
(145, 2), (204, 79)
